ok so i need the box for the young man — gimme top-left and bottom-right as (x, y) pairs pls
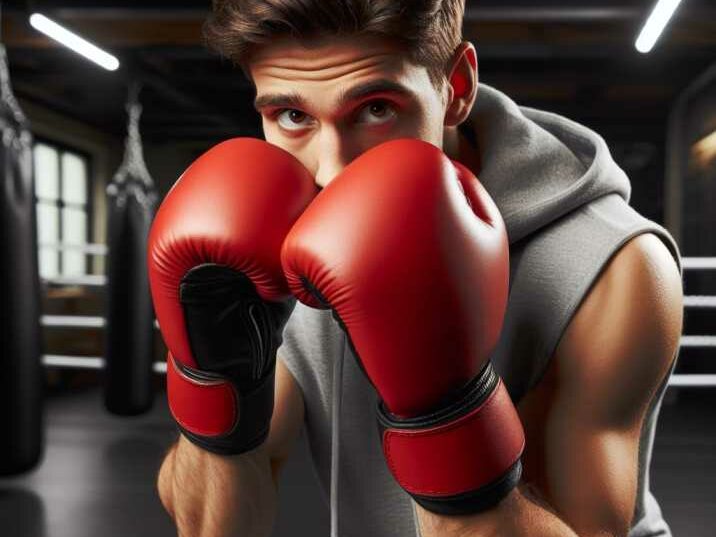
(151, 1), (684, 536)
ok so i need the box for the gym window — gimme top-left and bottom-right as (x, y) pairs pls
(32, 140), (91, 279)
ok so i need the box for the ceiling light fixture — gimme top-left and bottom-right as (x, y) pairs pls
(635, 0), (684, 53)
(29, 13), (120, 71)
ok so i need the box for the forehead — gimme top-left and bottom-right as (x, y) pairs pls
(248, 35), (429, 96)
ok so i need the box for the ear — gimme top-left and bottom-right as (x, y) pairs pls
(444, 42), (478, 128)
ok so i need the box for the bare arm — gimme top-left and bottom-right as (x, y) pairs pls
(157, 358), (305, 537)
(416, 233), (683, 537)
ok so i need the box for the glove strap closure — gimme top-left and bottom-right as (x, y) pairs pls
(167, 354), (275, 455)
(378, 366), (525, 514)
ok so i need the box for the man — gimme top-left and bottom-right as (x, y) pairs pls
(151, 1), (684, 536)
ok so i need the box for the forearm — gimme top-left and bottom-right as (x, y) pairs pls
(158, 435), (277, 537)
(415, 485), (578, 537)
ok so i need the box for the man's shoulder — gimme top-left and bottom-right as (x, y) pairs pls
(552, 233), (683, 425)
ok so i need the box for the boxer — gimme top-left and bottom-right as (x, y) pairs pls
(151, 2), (683, 536)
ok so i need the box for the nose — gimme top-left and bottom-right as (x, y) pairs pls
(313, 128), (353, 188)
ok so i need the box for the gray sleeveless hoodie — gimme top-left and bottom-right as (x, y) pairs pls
(278, 84), (681, 537)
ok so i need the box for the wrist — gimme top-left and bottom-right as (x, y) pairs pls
(171, 435), (277, 537)
(176, 430), (271, 462)
(415, 487), (524, 537)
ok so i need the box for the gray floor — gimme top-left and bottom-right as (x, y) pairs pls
(0, 388), (713, 536)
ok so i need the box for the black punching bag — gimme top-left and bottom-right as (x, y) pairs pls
(0, 45), (43, 473)
(104, 85), (157, 415)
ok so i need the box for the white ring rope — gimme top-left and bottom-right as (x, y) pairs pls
(41, 315), (105, 328)
(42, 275), (107, 287)
(682, 257), (716, 270)
(39, 242), (108, 255)
(42, 354), (166, 374)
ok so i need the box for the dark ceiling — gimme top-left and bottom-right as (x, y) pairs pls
(3, 0), (716, 143)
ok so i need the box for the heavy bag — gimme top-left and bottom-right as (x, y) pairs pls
(104, 87), (157, 415)
(0, 45), (43, 474)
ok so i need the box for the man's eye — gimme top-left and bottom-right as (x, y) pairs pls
(356, 101), (396, 125)
(277, 109), (312, 130)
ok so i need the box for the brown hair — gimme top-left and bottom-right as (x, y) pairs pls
(204, 0), (465, 87)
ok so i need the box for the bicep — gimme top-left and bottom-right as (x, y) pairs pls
(264, 357), (305, 477)
(540, 386), (642, 536)
(538, 234), (683, 536)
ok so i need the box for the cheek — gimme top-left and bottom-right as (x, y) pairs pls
(261, 131), (316, 178)
(262, 121), (305, 157)
(261, 117), (278, 142)
(348, 113), (437, 154)
(393, 104), (443, 146)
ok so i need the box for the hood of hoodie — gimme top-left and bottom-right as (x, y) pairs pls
(462, 84), (631, 244)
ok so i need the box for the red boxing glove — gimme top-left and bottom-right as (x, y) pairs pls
(148, 138), (316, 454)
(281, 139), (525, 513)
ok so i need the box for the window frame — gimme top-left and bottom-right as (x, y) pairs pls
(33, 136), (95, 277)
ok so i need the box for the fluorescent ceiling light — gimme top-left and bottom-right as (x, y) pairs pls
(29, 13), (120, 71)
(635, 0), (684, 53)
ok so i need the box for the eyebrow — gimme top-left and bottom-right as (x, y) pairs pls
(253, 79), (414, 112)
(254, 92), (304, 112)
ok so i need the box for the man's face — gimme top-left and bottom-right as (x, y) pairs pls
(249, 35), (450, 187)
